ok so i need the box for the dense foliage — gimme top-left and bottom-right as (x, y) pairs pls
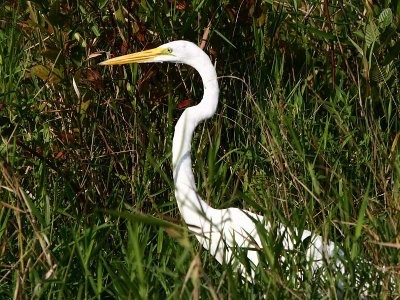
(0, 0), (399, 298)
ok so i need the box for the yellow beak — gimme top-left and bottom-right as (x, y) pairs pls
(99, 47), (171, 65)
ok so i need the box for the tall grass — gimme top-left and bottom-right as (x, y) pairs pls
(0, 0), (399, 299)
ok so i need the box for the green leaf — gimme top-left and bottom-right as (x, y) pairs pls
(307, 163), (321, 195)
(365, 21), (379, 49)
(48, 0), (63, 27)
(354, 184), (370, 242)
(31, 65), (62, 83)
(22, 190), (45, 226)
(369, 65), (385, 82)
(214, 30), (237, 49)
(104, 209), (184, 231)
(378, 8), (392, 29)
(382, 40), (400, 65)
(348, 36), (363, 56)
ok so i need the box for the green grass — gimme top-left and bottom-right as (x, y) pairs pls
(1, 0), (399, 299)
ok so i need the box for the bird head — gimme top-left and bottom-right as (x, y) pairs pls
(99, 40), (202, 66)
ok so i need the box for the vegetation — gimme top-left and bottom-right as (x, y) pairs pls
(1, 0), (399, 298)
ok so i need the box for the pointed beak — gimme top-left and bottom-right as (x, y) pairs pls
(99, 47), (171, 65)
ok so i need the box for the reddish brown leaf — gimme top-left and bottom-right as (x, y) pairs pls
(136, 33), (145, 42)
(121, 40), (128, 55)
(59, 132), (75, 143)
(176, 2), (186, 10)
(54, 152), (65, 159)
(178, 99), (193, 109)
(87, 69), (100, 82)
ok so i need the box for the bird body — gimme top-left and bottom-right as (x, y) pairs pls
(100, 41), (345, 280)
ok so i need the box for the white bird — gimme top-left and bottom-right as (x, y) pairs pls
(99, 41), (347, 282)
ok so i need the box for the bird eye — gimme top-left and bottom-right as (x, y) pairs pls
(167, 47), (173, 53)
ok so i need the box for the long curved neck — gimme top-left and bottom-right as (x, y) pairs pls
(172, 56), (219, 225)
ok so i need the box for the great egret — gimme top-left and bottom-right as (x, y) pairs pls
(100, 41), (346, 281)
